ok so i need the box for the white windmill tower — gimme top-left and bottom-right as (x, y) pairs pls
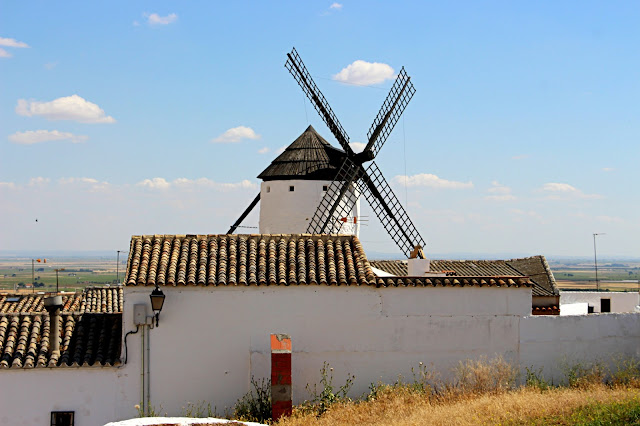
(256, 125), (360, 235)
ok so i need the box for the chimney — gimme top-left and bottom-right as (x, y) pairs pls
(44, 295), (63, 357)
(408, 245), (430, 276)
(408, 258), (431, 276)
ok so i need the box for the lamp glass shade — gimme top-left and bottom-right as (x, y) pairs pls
(149, 288), (165, 313)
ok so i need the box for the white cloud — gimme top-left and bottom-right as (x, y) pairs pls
(44, 61), (58, 70)
(0, 38), (29, 59)
(0, 37), (29, 48)
(509, 208), (543, 221)
(28, 177), (50, 186)
(212, 126), (260, 143)
(0, 181), (16, 189)
(59, 177), (99, 185)
(393, 173), (473, 189)
(137, 177), (258, 192)
(58, 177), (110, 192)
(173, 178), (258, 192)
(333, 60), (395, 86)
(16, 95), (116, 124)
(511, 154), (529, 160)
(145, 13), (178, 25)
(258, 147), (270, 154)
(540, 182), (602, 199)
(138, 177), (170, 190)
(602, 167), (615, 172)
(485, 181), (515, 201)
(276, 145), (287, 154)
(8, 130), (88, 145)
(330, 3), (343, 10)
(596, 215), (624, 224)
(350, 142), (366, 153)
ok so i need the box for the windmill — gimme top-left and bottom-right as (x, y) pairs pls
(228, 47), (425, 258)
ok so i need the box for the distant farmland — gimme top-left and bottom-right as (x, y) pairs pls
(0, 258), (126, 292)
(550, 259), (640, 292)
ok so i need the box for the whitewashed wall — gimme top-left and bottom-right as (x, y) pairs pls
(0, 367), (137, 426)
(259, 180), (360, 235)
(560, 291), (640, 313)
(123, 285), (530, 414)
(2, 287), (640, 425)
(520, 313), (640, 383)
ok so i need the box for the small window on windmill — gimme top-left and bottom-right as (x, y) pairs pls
(266, 186), (270, 193)
(51, 411), (74, 426)
(289, 186), (294, 192)
(323, 185), (328, 191)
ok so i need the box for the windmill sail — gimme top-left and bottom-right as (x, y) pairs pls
(358, 162), (425, 257)
(287, 48), (426, 257)
(285, 48), (354, 156)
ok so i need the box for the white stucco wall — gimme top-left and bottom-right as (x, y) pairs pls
(560, 303), (588, 316)
(0, 367), (138, 426)
(122, 285), (531, 414)
(520, 313), (640, 383)
(259, 180), (360, 235)
(3, 287), (640, 425)
(560, 291), (640, 313)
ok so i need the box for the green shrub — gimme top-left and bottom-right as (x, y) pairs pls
(233, 377), (271, 423)
(305, 362), (355, 416)
(525, 366), (552, 391)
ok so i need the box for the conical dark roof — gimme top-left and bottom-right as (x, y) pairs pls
(258, 125), (346, 181)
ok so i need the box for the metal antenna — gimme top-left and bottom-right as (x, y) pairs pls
(593, 233), (606, 291)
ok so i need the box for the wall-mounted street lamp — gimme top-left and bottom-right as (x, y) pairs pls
(149, 285), (165, 327)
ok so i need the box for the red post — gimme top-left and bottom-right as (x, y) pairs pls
(271, 333), (292, 420)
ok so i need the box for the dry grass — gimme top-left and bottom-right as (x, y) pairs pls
(276, 385), (640, 426)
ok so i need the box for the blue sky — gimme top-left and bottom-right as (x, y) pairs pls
(1, 1), (639, 257)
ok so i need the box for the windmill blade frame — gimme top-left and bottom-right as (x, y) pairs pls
(307, 157), (362, 234)
(357, 162), (425, 257)
(362, 67), (416, 159)
(285, 48), (355, 156)
(227, 193), (261, 234)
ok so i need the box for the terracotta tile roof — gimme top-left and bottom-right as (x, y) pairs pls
(506, 256), (559, 296)
(124, 234), (532, 290)
(125, 234), (376, 287)
(372, 276), (531, 288)
(532, 305), (560, 315)
(370, 256), (557, 297)
(0, 287), (123, 314)
(0, 313), (121, 369)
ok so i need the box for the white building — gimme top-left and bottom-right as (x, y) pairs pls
(560, 290), (640, 315)
(1, 235), (640, 426)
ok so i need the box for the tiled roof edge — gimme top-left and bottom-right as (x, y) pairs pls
(374, 276), (532, 288)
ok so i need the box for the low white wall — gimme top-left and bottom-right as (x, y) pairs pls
(560, 291), (640, 313)
(3, 287), (639, 425)
(0, 367), (137, 426)
(123, 285), (530, 414)
(520, 313), (640, 383)
(560, 303), (588, 316)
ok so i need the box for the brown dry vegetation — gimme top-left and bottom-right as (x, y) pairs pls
(271, 357), (640, 426)
(276, 385), (640, 426)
